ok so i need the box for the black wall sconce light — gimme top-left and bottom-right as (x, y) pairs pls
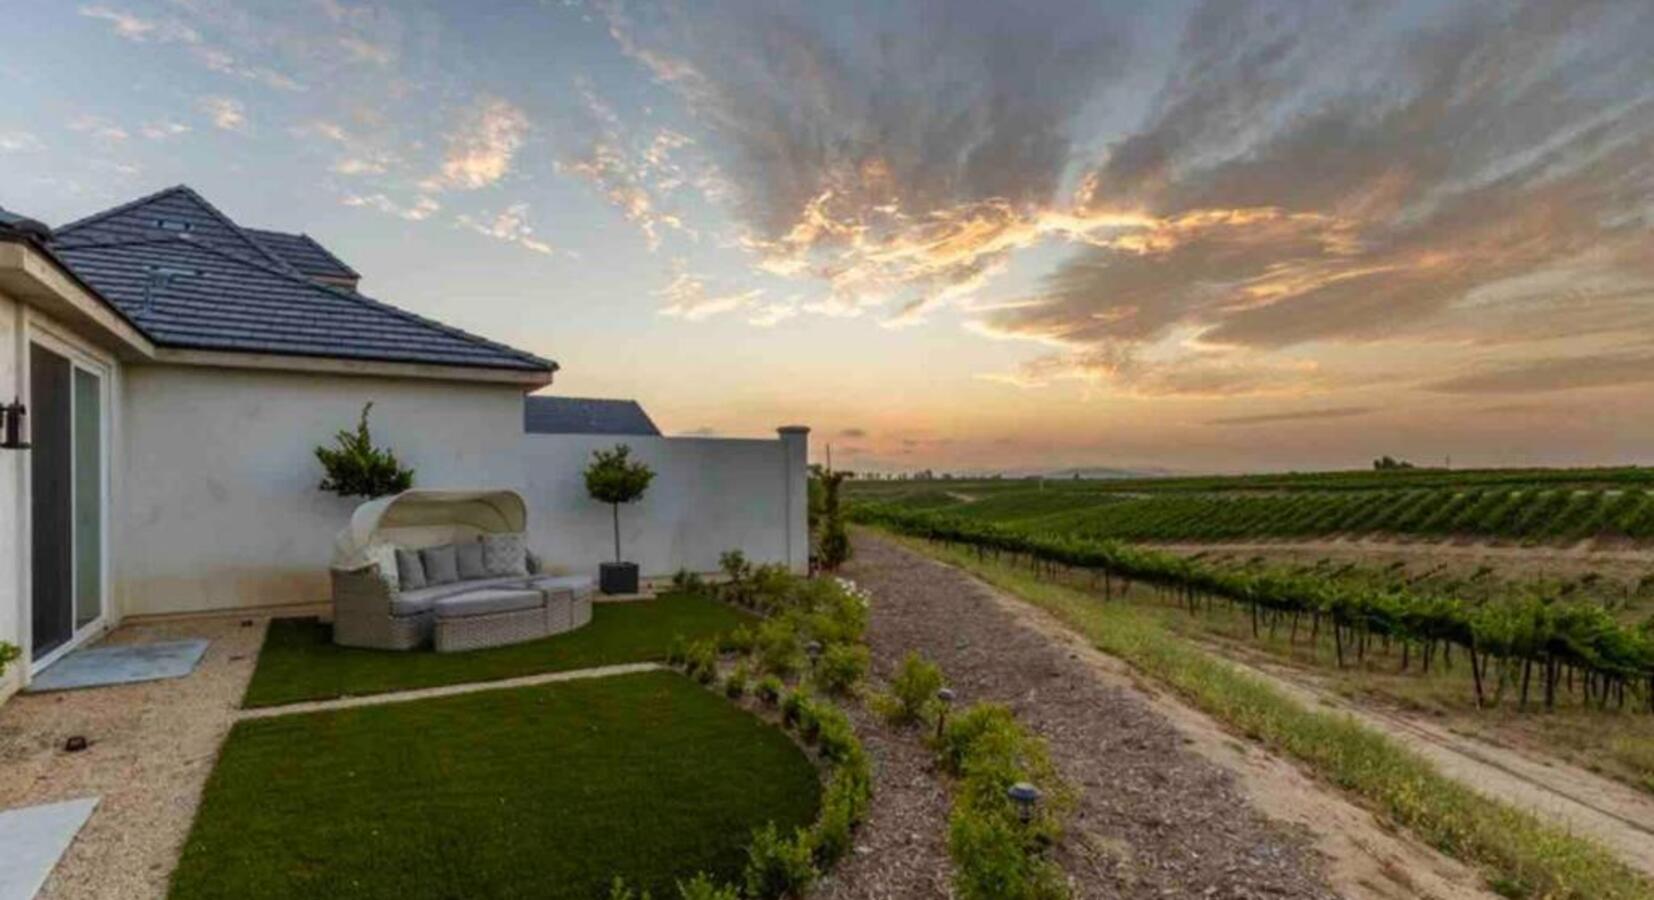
(0, 398), (29, 450)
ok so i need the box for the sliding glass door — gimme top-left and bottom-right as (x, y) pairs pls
(29, 340), (107, 664)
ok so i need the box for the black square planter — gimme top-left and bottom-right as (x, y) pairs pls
(600, 561), (640, 595)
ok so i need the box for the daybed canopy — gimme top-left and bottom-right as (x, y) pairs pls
(332, 489), (528, 568)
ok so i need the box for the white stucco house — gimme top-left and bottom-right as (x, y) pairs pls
(0, 185), (808, 702)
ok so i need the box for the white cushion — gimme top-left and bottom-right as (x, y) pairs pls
(483, 533), (528, 577)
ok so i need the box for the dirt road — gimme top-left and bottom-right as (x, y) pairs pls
(1202, 646), (1654, 879)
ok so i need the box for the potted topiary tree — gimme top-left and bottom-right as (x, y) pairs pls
(585, 443), (655, 594)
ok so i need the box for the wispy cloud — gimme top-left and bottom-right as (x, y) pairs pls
(455, 204), (558, 255)
(198, 96), (247, 132)
(342, 193), (439, 221)
(1425, 351), (1654, 395)
(338, 36), (395, 66)
(428, 97), (530, 190)
(554, 82), (699, 250)
(1206, 407), (1375, 427)
(654, 269), (763, 321)
(79, 5), (199, 44)
(68, 115), (128, 142)
(139, 121), (190, 140)
(194, 46), (303, 91)
(0, 132), (44, 153)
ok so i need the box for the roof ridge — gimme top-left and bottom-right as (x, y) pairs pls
(57, 184), (302, 276)
(183, 239), (554, 371)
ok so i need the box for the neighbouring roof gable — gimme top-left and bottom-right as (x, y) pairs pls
(52, 186), (552, 374)
(524, 396), (660, 435)
(245, 227), (360, 284)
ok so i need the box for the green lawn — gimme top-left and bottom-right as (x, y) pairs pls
(243, 593), (752, 708)
(174, 671), (819, 899)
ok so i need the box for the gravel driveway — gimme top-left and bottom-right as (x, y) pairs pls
(836, 533), (1339, 899)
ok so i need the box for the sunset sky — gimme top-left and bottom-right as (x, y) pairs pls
(5, 0), (1653, 474)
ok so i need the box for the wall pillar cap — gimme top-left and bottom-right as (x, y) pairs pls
(777, 425), (810, 435)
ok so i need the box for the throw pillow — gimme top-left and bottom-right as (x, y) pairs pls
(455, 540), (488, 580)
(421, 543), (460, 586)
(483, 532), (528, 577)
(395, 548), (427, 591)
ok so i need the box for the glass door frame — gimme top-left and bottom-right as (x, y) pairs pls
(24, 316), (114, 675)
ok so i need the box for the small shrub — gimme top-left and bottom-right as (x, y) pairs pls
(743, 823), (816, 900)
(676, 873), (739, 900)
(0, 641), (19, 679)
(749, 564), (795, 613)
(948, 806), (1067, 900)
(756, 617), (805, 677)
(814, 643), (869, 696)
(755, 675), (784, 705)
(809, 772), (858, 867)
(672, 569), (707, 594)
(818, 518), (851, 571)
(879, 651), (945, 726)
(723, 623), (756, 655)
(315, 402), (414, 498)
(937, 701), (1072, 900)
(685, 639), (719, 685)
(780, 687), (812, 729)
(813, 704), (861, 766)
(798, 579), (868, 646)
(724, 664), (750, 699)
(720, 549), (752, 581)
(608, 878), (653, 900)
(938, 702), (1024, 777)
(665, 634), (689, 667)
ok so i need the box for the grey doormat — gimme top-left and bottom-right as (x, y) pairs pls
(26, 640), (210, 693)
(0, 796), (98, 900)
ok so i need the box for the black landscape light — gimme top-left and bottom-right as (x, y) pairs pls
(935, 687), (956, 740)
(1007, 782), (1041, 824)
(805, 640), (823, 666)
(0, 398), (27, 450)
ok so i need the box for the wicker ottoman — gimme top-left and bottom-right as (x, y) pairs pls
(433, 588), (547, 653)
(525, 575), (596, 631)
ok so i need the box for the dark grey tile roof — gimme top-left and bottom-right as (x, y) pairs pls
(51, 186), (552, 373)
(245, 227), (360, 282)
(524, 396), (660, 435)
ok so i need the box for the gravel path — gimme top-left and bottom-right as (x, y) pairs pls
(811, 697), (953, 899)
(0, 615), (267, 900)
(840, 533), (1340, 900)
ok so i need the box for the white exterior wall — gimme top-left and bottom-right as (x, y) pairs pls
(117, 365), (527, 617)
(0, 291), (21, 701)
(522, 427), (809, 578)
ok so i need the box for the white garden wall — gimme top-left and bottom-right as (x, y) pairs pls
(0, 290), (22, 701)
(522, 427), (809, 579)
(116, 365), (528, 617)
